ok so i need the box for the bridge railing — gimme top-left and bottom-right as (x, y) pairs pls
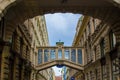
(37, 46), (84, 65)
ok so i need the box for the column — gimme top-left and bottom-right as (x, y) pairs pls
(48, 48), (50, 61)
(36, 51), (38, 66)
(62, 48), (64, 60)
(76, 48), (78, 64)
(42, 49), (44, 63)
(82, 48), (85, 65)
(13, 56), (17, 80)
(1, 44), (11, 80)
(56, 48), (58, 60)
(106, 53), (112, 80)
(69, 48), (71, 61)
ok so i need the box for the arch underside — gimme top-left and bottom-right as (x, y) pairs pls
(4, 0), (119, 23)
(35, 60), (84, 71)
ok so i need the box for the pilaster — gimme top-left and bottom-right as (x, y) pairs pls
(0, 43), (11, 80)
(21, 63), (25, 80)
(13, 56), (19, 80)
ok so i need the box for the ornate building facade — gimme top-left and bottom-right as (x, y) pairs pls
(72, 16), (120, 80)
(0, 17), (32, 80)
(24, 16), (54, 80)
(0, 15), (54, 80)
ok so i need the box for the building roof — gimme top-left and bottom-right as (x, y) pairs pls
(55, 76), (62, 80)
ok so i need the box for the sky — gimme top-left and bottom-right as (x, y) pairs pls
(45, 13), (81, 76)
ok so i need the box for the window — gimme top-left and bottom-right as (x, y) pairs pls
(100, 38), (105, 57)
(64, 49), (70, 60)
(44, 49), (49, 62)
(50, 49), (56, 60)
(58, 49), (62, 59)
(102, 65), (107, 79)
(78, 49), (82, 64)
(88, 22), (91, 35)
(92, 19), (96, 31)
(38, 49), (42, 64)
(94, 46), (97, 60)
(89, 44), (92, 61)
(20, 37), (23, 54)
(71, 49), (76, 62)
(109, 31), (116, 50)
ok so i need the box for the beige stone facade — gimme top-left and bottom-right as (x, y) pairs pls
(72, 16), (120, 80)
(24, 16), (54, 80)
(0, 15), (55, 80)
(0, 19), (32, 80)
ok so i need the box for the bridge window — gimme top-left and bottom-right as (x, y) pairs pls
(71, 49), (76, 62)
(64, 49), (70, 60)
(50, 49), (56, 60)
(38, 49), (42, 64)
(44, 49), (49, 62)
(78, 49), (82, 64)
(58, 49), (62, 59)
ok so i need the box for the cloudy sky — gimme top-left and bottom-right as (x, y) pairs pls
(45, 13), (81, 76)
(45, 13), (81, 46)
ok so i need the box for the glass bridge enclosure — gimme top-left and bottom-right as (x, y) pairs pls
(38, 46), (83, 65)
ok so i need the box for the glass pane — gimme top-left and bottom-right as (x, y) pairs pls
(64, 49), (70, 60)
(78, 49), (82, 64)
(71, 49), (76, 62)
(38, 49), (42, 64)
(50, 49), (56, 60)
(58, 49), (62, 59)
(44, 49), (49, 62)
(113, 33), (116, 47)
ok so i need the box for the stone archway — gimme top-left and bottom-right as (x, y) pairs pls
(0, 1), (120, 80)
(0, 0), (119, 49)
(0, 0), (120, 42)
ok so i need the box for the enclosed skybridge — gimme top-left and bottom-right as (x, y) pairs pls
(35, 42), (84, 71)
